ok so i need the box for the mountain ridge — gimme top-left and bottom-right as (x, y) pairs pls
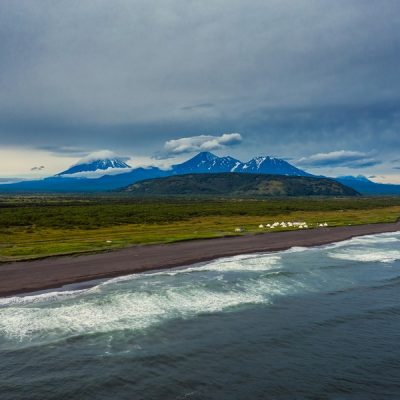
(1, 151), (399, 194)
(336, 176), (400, 195)
(172, 152), (241, 174)
(122, 172), (360, 197)
(233, 155), (312, 176)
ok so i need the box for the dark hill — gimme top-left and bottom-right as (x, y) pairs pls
(122, 173), (360, 197)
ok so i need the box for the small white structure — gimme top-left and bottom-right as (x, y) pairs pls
(259, 224), (264, 229)
(265, 220), (313, 229)
(235, 227), (245, 232)
(293, 222), (306, 226)
(106, 240), (112, 243)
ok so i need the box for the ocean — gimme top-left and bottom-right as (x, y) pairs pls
(1, 232), (400, 399)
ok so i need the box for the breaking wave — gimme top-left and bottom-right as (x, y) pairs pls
(0, 231), (399, 347)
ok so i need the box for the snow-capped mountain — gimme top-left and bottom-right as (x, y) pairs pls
(172, 152), (311, 176)
(54, 151), (309, 179)
(57, 154), (131, 176)
(16, 151), (311, 191)
(8, 150), (399, 193)
(172, 152), (241, 174)
(233, 156), (312, 176)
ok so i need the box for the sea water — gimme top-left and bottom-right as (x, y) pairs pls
(1, 232), (400, 399)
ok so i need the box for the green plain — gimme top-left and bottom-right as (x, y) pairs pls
(0, 195), (399, 262)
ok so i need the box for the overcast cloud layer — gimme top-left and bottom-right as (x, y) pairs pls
(0, 0), (400, 180)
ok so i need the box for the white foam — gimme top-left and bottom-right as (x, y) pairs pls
(326, 232), (400, 250)
(0, 286), (99, 307)
(0, 253), (283, 311)
(285, 246), (309, 253)
(193, 254), (282, 273)
(98, 253), (282, 284)
(325, 232), (400, 264)
(328, 249), (400, 263)
(0, 284), (267, 341)
(0, 253), (293, 342)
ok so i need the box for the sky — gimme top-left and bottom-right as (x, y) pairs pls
(0, 0), (400, 182)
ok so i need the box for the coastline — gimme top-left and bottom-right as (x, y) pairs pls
(1, 221), (400, 298)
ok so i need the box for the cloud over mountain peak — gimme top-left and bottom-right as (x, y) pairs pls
(164, 133), (242, 155)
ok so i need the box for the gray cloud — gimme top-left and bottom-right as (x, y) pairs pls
(74, 150), (131, 164)
(37, 146), (90, 157)
(164, 133), (242, 155)
(297, 150), (381, 168)
(181, 103), (214, 111)
(0, 0), (399, 176)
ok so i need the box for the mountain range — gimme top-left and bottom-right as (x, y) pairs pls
(171, 152), (311, 177)
(0, 151), (399, 194)
(336, 175), (400, 195)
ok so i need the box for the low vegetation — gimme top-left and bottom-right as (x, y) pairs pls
(0, 195), (399, 262)
(123, 173), (359, 197)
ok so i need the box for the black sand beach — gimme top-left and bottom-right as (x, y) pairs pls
(1, 221), (399, 297)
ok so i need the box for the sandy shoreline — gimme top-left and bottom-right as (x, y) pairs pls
(1, 221), (400, 298)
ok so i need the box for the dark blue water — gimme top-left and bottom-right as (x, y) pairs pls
(1, 232), (400, 399)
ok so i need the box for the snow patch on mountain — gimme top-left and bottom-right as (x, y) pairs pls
(71, 150), (124, 165)
(234, 156), (311, 176)
(57, 151), (131, 176)
(60, 167), (134, 179)
(172, 152), (241, 174)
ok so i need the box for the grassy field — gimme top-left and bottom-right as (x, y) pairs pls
(0, 195), (400, 262)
